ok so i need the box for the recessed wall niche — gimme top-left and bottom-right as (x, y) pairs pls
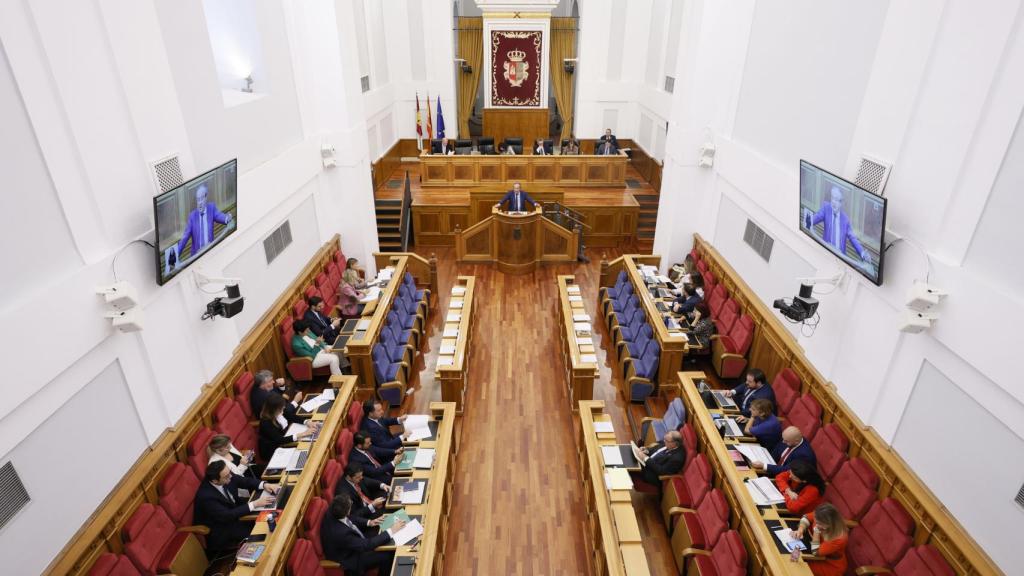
(202, 0), (268, 107)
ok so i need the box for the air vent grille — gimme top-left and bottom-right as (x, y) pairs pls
(0, 462), (30, 530)
(1015, 483), (1024, 510)
(263, 220), (293, 265)
(743, 219), (774, 262)
(360, 76), (370, 93)
(854, 154), (892, 196)
(151, 155), (183, 193)
(664, 76), (675, 93)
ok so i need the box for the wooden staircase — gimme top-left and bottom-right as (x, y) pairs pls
(376, 198), (403, 252)
(634, 192), (659, 251)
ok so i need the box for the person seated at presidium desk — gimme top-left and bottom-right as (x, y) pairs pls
(634, 430), (687, 487)
(562, 137), (580, 155)
(322, 494), (406, 576)
(533, 138), (548, 155)
(290, 319), (343, 375)
(597, 128), (619, 155)
(194, 460), (278, 555)
(305, 295), (342, 342)
(791, 503), (849, 576)
(434, 137), (455, 155)
(173, 183), (234, 267)
(496, 182), (539, 214)
(257, 394), (320, 460)
(250, 369), (305, 425)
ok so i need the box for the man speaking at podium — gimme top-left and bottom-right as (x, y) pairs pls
(496, 182), (539, 213)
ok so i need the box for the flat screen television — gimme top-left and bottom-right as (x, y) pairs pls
(154, 159), (238, 285)
(799, 160), (887, 285)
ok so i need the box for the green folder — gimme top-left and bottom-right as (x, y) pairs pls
(395, 449), (416, 471)
(379, 508), (411, 532)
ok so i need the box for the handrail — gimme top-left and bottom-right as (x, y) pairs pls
(400, 170), (412, 252)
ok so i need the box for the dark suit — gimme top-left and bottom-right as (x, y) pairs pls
(641, 442), (686, 486)
(193, 476), (262, 553)
(349, 446), (396, 483)
(765, 439), (816, 477)
(258, 418), (295, 461)
(673, 293), (702, 315)
(597, 136), (619, 155)
(361, 417), (403, 450)
(731, 383), (776, 418)
(338, 477), (386, 527)
(303, 309), (339, 343)
(250, 387), (302, 424)
(321, 514), (394, 576)
(497, 190), (537, 213)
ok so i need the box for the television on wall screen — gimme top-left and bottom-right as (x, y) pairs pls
(799, 159), (887, 285)
(153, 159), (238, 285)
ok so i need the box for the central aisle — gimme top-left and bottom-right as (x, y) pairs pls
(439, 261), (592, 575)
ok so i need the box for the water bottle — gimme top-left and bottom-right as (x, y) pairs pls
(267, 512), (277, 533)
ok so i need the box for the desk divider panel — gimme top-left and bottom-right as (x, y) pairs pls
(436, 276), (476, 413)
(557, 275), (597, 410)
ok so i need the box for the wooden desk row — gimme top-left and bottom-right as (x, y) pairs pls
(599, 255), (690, 390)
(419, 151), (629, 187)
(556, 275), (598, 410)
(577, 401), (652, 576)
(436, 276), (476, 413)
(675, 371), (813, 576)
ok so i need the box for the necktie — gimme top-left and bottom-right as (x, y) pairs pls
(516, 193), (520, 211)
(353, 482), (373, 505)
(344, 518), (365, 538)
(221, 486), (235, 504)
(361, 449), (382, 467)
(780, 445), (794, 464)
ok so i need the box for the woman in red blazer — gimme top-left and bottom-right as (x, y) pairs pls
(791, 503), (848, 576)
(774, 459), (825, 515)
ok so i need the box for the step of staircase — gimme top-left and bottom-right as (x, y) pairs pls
(375, 198), (405, 251)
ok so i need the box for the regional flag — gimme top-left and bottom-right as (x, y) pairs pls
(415, 93), (423, 150)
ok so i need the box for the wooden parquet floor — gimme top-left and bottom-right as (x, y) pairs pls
(398, 246), (679, 576)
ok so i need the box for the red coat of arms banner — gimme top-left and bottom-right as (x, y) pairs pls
(490, 30), (542, 107)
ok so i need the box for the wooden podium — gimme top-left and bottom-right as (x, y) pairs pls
(455, 205), (578, 274)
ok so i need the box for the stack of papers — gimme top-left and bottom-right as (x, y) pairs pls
(446, 312), (462, 322)
(451, 286), (467, 295)
(734, 443), (776, 465)
(356, 318), (371, 331)
(593, 421), (615, 434)
(359, 287), (381, 302)
(413, 448), (436, 468)
(572, 313), (590, 322)
(746, 477), (786, 505)
(405, 415), (433, 441)
(395, 450), (416, 470)
(299, 395), (332, 413)
(378, 268), (394, 282)
(380, 509), (411, 532)
(601, 445), (624, 466)
(392, 519), (425, 546)
(267, 447), (297, 470)
(285, 423), (308, 438)
(320, 388), (335, 400)
(398, 481), (425, 504)
(604, 468), (634, 490)
(577, 336), (594, 345)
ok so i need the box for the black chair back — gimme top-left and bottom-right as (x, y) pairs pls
(430, 139), (442, 154)
(542, 139), (554, 154)
(477, 137), (494, 147)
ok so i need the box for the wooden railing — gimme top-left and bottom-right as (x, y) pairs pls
(436, 276), (476, 414)
(556, 275), (597, 410)
(46, 236), (346, 575)
(691, 234), (1001, 575)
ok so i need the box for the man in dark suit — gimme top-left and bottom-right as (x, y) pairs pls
(671, 284), (702, 315)
(321, 494), (405, 576)
(597, 128), (619, 155)
(338, 463), (389, 528)
(723, 368), (776, 421)
(637, 430), (687, 486)
(304, 295), (341, 343)
(350, 432), (403, 483)
(250, 370), (303, 423)
(751, 425), (816, 477)
(496, 182), (539, 213)
(194, 460), (278, 554)
(360, 399), (408, 450)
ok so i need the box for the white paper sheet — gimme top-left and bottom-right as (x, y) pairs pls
(580, 354), (598, 364)
(745, 477), (785, 505)
(568, 295), (583, 302)
(440, 343), (456, 354)
(285, 423), (308, 438)
(399, 481), (425, 504)
(267, 448), (296, 470)
(413, 448), (435, 468)
(356, 319), (371, 330)
(449, 300), (464, 309)
(601, 445), (624, 466)
(299, 395), (331, 413)
(734, 443), (776, 466)
(593, 421), (614, 434)
(576, 337), (593, 345)
(572, 313), (590, 322)
(573, 322), (592, 332)
(451, 286), (467, 295)
(437, 356), (454, 367)
(391, 518), (425, 546)
(446, 313), (461, 322)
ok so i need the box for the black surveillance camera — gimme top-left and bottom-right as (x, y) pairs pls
(461, 62), (473, 74)
(773, 284), (818, 323)
(563, 60), (575, 74)
(203, 284), (245, 320)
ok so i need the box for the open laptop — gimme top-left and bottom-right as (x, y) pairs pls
(716, 417), (744, 438)
(712, 390), (738, 410)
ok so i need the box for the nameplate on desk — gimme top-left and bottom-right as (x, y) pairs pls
(580, 353), (598, 364)
(451, 286), (467, 296)
(449, 300), (464, 309)
(576, 336), (593, 345)
(566, 285), (581, 294)
(437, 356), (454, 367)
(593, 421), (614, 434)
(439, 341), (457, 354)
(572, 313), (590, 322)
(446, 312), (461, 322)
(442, 326), (459, 338)
(568, 295), (583, 302)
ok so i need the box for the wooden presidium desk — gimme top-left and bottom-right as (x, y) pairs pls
(676, 371), (813, 576)
(556, 275), (598, 410)
(455, 205), (578, 274)
(436, 276), (476, 413)
(419, 151), (628, 187)
(578, 401), (652, 576)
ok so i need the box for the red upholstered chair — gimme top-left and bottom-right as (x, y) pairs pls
(681, 423), (698, 457)
(293, 299), (310, 322)
(213, 398), (258, 454)
(894, 545), (956, 576)
(122, 503), (207, 576)
(287, 539), (326, 576)
(335, 428), (354, 468)
(714, 299), (740, 335)
(233, 371), (256, 421)
(786, 393), (823, 441)
(320, 460), (342, 502)
(847, 499), (916, 574)
(810, 423), (850, 481)
(279, 317), (332, 383)
(706, 285), (728, 319)
(89, 553), (142, 576)
(346, 401), (364, 435)
(186, 427), (215, 478)
(681, 529), (747, 576)
(824, 458), (879, 521)
(771, 368), (801, 417)
(157, 463), (204, 532)
(710, 315), (754, 379)
(304, 285), (321, 307)
(326, 262), (343, 290)
(670, 488), (729, 557)
(299, 498), (346, 575)
(662, 453), (712, 528)
(696, 259), (709, 275)
(316, 274), (340, 314)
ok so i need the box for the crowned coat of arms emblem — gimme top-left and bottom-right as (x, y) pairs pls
(502, 48), (529, 87)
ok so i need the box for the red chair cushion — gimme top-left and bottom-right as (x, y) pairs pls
(321, 460), (341, 502)
(707, 285), (728, 318)
(158, 462), (199, 527)
(90, 553), (141, 576)
(214, 399), (257, 452)
(772, 368), (800, 416)
(894, 545), (955, 576)
(684, 489), (729, 549)
(123, 504), (176, 575)
(335, 429), (354, 466)
(234, 372), (255, 419)
(787, 394), (822, 441)
(694, 530), (746, 576)
(825, 458), (879, 521)
(848, 499), (915, 570)
(155, 532), (191, 573)
(811, 423), (850, 481)
(186, 427), (215, 479)
(287, 538), (326, 576)
(346, 402), (364, 434)
(280, 318), (297, 359)
(716, 299), (740, 334)
(293, 299), (309, 322)
(681, 423), (697, 456)
(302, 498), (330, 560)
(672, 454), (711, 509)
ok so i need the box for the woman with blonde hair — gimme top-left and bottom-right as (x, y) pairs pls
(338, 258), (367, 318)
(791, 502), (848, 576)
(207, 434), (255, 477)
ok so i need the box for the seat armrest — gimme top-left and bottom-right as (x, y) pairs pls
(239, 514), (258, 522)
(667, 506), (695, 517)
(320, 560), (342, 568)
(855, 567), (894, 576)
(680, 547), (711, 559)
(177, 525), (210, 535)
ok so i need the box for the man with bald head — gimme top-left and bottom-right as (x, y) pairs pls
(804, 185), (872, 267)
(636, 430), (687, 486)
(751, 425), (816, 477)
(176, 182), (233, 261)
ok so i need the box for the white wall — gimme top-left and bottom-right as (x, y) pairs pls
(0, 0), (381, 569)
(655, 0), (1023, 570)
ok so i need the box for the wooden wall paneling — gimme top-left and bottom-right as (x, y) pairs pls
(532, 158), (556, 183)
(479, 160), (502, 183)
(690, 234), (1003, 575)
(451, 158), (476, 184)
(447, 209), (470, 234)
(558, 159), (583, 183)
(481, 108), (548, 146)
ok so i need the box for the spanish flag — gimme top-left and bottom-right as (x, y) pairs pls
(415, 93), (423, 150)
(426, 92), (434, 140)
